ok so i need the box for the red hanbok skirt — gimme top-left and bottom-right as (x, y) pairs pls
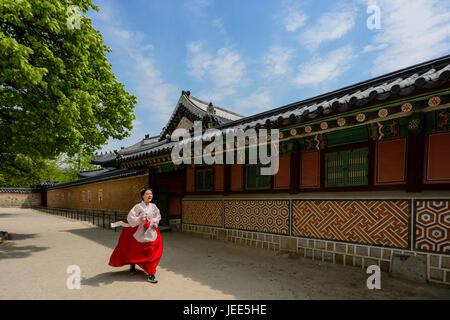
(109, 226), (163, 275)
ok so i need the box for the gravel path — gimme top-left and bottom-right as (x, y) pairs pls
(0, 208), (448, 300)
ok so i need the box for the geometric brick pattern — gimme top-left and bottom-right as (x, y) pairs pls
(292, 200), (410, 248)
(182, 200), (222, 227)
(224, 200), (289, 235)
(416, 200), (450, 253)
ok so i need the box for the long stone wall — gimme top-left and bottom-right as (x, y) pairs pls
(47, 174), (148, 211)
(0, 189), (41, 208)
(181, 195), (450, 285)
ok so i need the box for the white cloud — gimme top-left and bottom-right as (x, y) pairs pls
(184, 0), (213, 16)
(293, 46), (357, 87)
(362, 0), (450, 75)
(186, 42), (246, 102)
(362, 43), (388, 53)
(263, 46), (295, 77)
(132, 54), (178, 121)
(97, 5), (177, 121)
(284, 10), (307, 32)
(211, 48), (245, 88)
(299, 5), (358, 50)
(198, 88), (237, 105)
(91, 1), (178, 153)
(234, 90), (272, 111)
(186, 41), (212, 79)
(211, 17), (226, 34)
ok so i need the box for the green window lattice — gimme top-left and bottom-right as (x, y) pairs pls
(245, 163), (271, 190)
(196, 168), (213, 191)
(325, 147), (369, 187)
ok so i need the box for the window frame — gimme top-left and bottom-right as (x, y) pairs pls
(324, 147), (369, 188)
(320, 141), (375, 191)
(195, 167), (214, 192)
(245, 163), (272, 191)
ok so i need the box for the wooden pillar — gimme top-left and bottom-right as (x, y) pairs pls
(223, 164), (230, 196)
(148, 167), (155, 189)
(181, 165), (186, 196)
(406, 132), (425, 192)
(289, 150), (300, 194)
(41, 188), (48, 207)
(319, 150), (325, 190)
(368, 140), (376, 187)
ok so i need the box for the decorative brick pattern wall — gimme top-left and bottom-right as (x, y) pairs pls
(224, 200), (289, 234)
(182, 200), (222, 227)
(292, 200), (410, 248)
(416, 200), (450, 253)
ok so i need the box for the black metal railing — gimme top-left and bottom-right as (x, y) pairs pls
(34, 207), (128, 232)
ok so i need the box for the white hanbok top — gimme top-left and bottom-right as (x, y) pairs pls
(127, 201), (161, 243)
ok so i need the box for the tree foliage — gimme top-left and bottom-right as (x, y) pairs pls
(0, 153), (100, 188)
(0, 0), (136, 185)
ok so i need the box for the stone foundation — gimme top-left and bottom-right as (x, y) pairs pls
(169, 218), (182, 231)
(182, 223), (450, 286)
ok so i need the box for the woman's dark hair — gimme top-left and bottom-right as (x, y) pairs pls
(140, 187), (153, 198)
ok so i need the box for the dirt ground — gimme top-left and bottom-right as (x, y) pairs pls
(0, 208), (449, 300)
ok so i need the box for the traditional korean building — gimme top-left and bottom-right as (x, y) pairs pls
(45, 55), (450, 284)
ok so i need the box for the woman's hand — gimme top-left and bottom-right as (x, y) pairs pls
(140, 216), (148, 222)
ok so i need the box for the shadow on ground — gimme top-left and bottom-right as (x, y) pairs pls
(8, 233), (39, 241)
(0, 233), (48, 260)
(0, 214), (19, 218)
(81, 270), (148, 287)
(62, 226), (450, 300)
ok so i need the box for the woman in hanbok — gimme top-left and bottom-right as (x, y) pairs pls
(109, 188), (163, 283)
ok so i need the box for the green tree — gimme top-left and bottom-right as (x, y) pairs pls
(53, 152), (101, 183)
(0, 154), (58, 187)
(0, 0), (136, 185)
(0, 153), (101, 188)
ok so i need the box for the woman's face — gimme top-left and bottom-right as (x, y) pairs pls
(142, 190), (153, 203)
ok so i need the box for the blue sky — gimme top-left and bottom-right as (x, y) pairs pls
(88, 0), (450, 154)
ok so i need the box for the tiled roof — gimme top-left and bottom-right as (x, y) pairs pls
(48, 167), (148, 190)
(0, 188), (41, 193)
(91, 135), (160, 164)
(186, 95), (244, 121)
(158, 92), (245, 140)
(95, 54), (450, 164)
(213, 55), (450, 133)
(77, 167), (117, 178)
(124, 54), (450, 156)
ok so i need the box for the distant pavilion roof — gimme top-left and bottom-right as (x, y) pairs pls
(91, 91), (245, 166)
